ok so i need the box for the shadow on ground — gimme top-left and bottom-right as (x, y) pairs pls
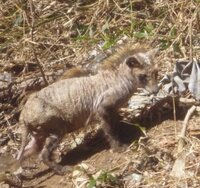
(24, 100), (190, 179)
(60, 120), (144, 166)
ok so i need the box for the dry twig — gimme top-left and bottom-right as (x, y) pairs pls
(171, 105), (196, 178)
(29, 0), (48, 86)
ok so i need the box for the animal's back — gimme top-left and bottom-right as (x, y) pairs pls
(20, 71), (117, 131)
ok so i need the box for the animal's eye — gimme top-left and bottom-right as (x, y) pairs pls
(139, 74), (148, 82)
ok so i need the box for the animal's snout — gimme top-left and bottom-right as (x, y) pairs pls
(151, 85), (159, 95)
(145, 84), (159, 95)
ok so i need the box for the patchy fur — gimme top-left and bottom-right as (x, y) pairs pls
(17, 47), (159, 175)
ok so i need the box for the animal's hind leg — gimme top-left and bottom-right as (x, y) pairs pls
(19, 136), (42, 160)
(39, 134), (64, 175)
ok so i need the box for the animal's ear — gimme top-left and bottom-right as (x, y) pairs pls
(146, 48), (159, 59)
(125, 56), (142, 68)
(135, 48), (159, 65)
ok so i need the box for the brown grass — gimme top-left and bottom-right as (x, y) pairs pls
(0, 0), (200, 187)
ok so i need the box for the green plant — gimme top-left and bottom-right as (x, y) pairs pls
(87, 170), (120, 188)
(134, 22), (155, 39)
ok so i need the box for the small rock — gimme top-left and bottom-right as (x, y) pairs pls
(124, 173), (143, 184)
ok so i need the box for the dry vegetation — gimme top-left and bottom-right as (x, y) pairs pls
(0, 0), (200, 187)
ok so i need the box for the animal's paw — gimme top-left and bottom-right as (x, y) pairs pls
(111, 143), (127, 153)
(53, 165), (73, 176)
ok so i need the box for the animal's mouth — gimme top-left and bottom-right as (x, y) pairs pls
(137, 86), (159, 96)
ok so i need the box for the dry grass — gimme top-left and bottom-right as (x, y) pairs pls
(0, 0), (200, 187)
(0, 0), (199, 69)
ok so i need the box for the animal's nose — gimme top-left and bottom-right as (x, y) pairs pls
(151, 85), (159, 95)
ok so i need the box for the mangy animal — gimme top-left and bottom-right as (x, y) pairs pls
(17, 47), (159, 175)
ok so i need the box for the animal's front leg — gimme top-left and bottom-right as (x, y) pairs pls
(96, 92), (126, 152)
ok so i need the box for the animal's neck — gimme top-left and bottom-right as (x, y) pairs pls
(117, 68), (137, 92)
(98, 68), (137, 95)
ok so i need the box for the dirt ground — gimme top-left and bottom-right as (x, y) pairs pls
(1, 104), (200, 188)
(0, 0), (200, 187)
(23, 114), (200, 188)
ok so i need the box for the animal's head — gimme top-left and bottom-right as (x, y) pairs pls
(124, 48), (159, 94)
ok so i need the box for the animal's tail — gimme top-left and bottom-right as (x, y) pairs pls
(16, 121), (29, 161)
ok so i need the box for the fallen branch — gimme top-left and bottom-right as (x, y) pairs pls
(180, 105), (196, 138)
(170, 105), (196, 178)
(179, 97), (200, 105)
